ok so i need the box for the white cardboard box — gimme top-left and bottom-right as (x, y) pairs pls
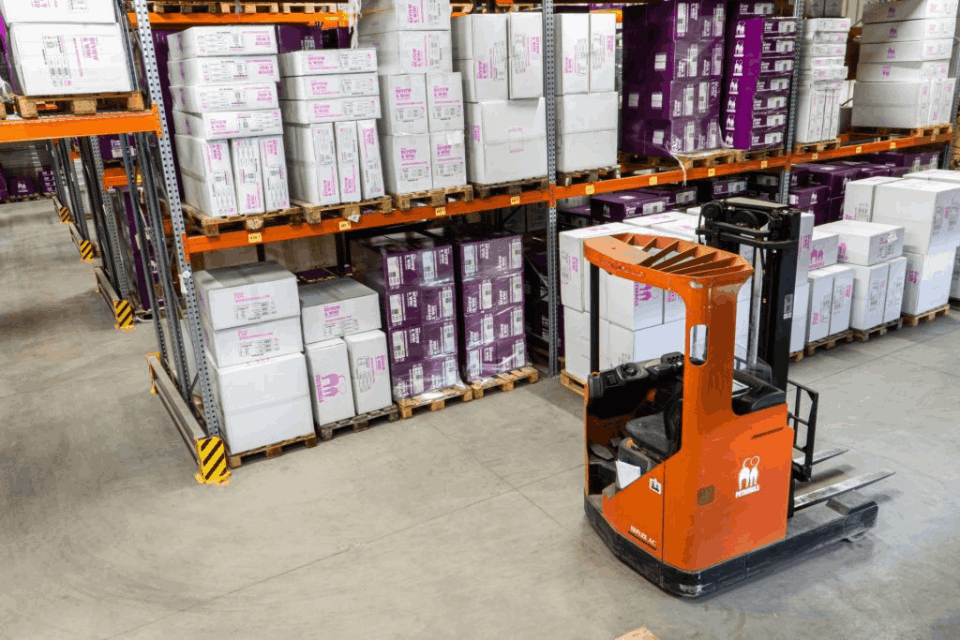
(884, 256), (909, 322)
(9, 24), (132, 96)
(559, 222), (634, 311)
(173, 109), (283, 140)
(288, 160), (339, 206)
(821, 264), (854, 334)
(842, 176), (902, 222)
(622, 212), (689, 227)
(862, 0), (958, 22)
(169, 56), (279, 86)
(847, 262), (890, 330)
(852, 104), (932, 129)
(344, 330), (393, 414)
(279, 97), (382, 124)
(378, 74), (429, 135)
(818, 220), (905, 265)
(335, 120), (362, 203)
(279, 49), (378, 77)
(359, 31), (452, 75)
(259, 136), (291, 211)
(906, 169), (960, 183)
(174, 135), (238, 217)
(807, 269), (836, 342)
(284, 123), (340, 205)
(853, 80), (934, 106)
(859, 39), (953, 64)
(380, 134), (434, 194)
(203, 315), (303, 367)
(0, 0), (117, 23)
(195, 261), (299, 330)
(169, 26), (278, 59)
(300, 278), (382, 344)
(430, 131), (468, 188)
(861, 18), (954, 42)
(590, 13), (616, 93)
(508, 13), (544, 99)
(790, 282), (811, 353)
(603, 320), (685, 370)
(452, 14), (508, 60)
(279, 74), (379, 101)
(356, 119), (387, 200)
(902, 249), (955, 314)
(857, 60), (949, 82)
(809, 229), (840, 270)
(305, 339), (356, 426)
(556, 92), (618, 172)
(230, 137), (266, 215)
(453, 45), (510, 101)
(171, 84), (279, 113)
(555, 14), (590, 95)
(952, 247), (960, 298)
(215, 395), (314, 455)
(795, 89), (827, 144)
(796, 212), (816, 286)
(600, 270), (664, 331)
(872, 178), (960, 253)
(358, 0), (452, 33)
(426, 72), (465, 132)
(464, 98), (547, 184)
(563, 305), (590, 380)
(557, 130), (619, 173)
(181, 173), (238, 219)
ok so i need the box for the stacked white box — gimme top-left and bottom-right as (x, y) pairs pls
(357, 120), (387, 200)
(842, 177), (902, 222)
(230, 138), (266, 215)
(847, 262), (890, 330)
(902, 249), (955, 313)
(790, 283), (811, 353)
(335, 121), (363, 204)
(807, 269), (835, 342)
(304, 339), (356, 426)
(344, 331), (394, 414)
(818, 220), (905, 265)
(952, 247), (960, 299)
(464, 98), (547, 184)
(820, 264), (854, 335)
(884, 256), (909, 322)
(285, 122), (341, 206)
(871, 179), (960, 254)
(555, 14), (590, 95)
(509, 13), (545, 99)
(453, 15), (509, 102)
(556, 92), (618, 173)
(357, 0), (452, 34)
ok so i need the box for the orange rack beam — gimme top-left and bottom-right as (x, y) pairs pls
(181, 131), (952, 256)
(130, 11), (350, 28)
(0, 105), (163, 143)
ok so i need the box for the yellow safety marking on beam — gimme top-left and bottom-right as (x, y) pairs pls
(338, 220), (352, 230)
(79, 239), (96, 262)
(114, 300), (135, 331)
(195, 437), (231, 486)
(931, 135), (937, 142)
(889, 142), (897, 149)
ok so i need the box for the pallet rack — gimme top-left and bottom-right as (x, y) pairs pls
(114, 0), (960, 479)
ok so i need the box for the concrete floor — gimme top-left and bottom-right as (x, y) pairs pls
(2, 198), (960, 640)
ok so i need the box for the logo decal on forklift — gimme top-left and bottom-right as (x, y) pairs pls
(629, 526), (658, 550)
(736, 456), (761, 498)
(649, 478), (662, 494)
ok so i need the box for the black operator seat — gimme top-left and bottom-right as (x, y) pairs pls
(731, 369), (787, 415)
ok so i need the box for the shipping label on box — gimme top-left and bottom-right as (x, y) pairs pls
(305, 339), (356, 426)
(380, 134), (434, 194)
(172, 84), (278, 113)
(430, 131), (468, 189)
(169, 56), (279, 86)
(259, 136), (290, 211)
(173, 109), (283, 140)
(344, 331), (393, 413)
(279, 73), (379, 101)
(230, 138), (266, 215)
(195, 261), (299, 330)
(169, 26), (278, 60)
(379, 74), (429, 135)
(204, 315), (303, 368)
(299, 278), (382, 344)
(426, 72), (465, 131)
(356, 120), (386, 200)
(509, 13), (544, 99)
(360, 31), (452, 75)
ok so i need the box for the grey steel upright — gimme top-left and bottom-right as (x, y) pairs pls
(542, 0), (560, 376)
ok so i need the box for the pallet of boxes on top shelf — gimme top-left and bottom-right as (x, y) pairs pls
(793, 18), (850, 153)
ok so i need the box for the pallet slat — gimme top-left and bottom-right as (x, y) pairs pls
(469, 366), (539, 399)
(473, 176), (549, 199)
(852, 317), (905, 343)
(14, 92), (144, 119)
(183, 202), (303, 237)
(903, 304), (950, 327)
(397, 383), (473, 419)
(392, 184), (474, 211)
(803, 330), (855, 358)
(559, 370), (585, 398)
(792, 138), (842, 154)
(557, 165), (621, 187)
(295, 196), (393, 224)
(620, 149), (743, 172)
(226, 432), (317, 468)
(318, 405), (399, 442)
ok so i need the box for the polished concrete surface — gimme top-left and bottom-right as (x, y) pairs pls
(2, 199), (959, 639)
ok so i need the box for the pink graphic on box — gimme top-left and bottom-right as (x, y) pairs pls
(530, 37), (541, 55)
(908, 270), (919, 284)
(838, 242), (847, 260)
(411, 48), (424, 69)
(315, 373), (347, 404)
(324, 305), (341, 318)
(634, 285), (654, 304)
(810, 247), (824, 269)
(375, 355), (387, 371)
(472, 125), (481, 142)
(237, 329), (273, 340)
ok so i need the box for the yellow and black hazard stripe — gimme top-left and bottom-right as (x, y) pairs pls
(113, 300), (134, 330)
(58, 206), (72, 224)
(195, 437), (231, 486)
(78, 239), (96, 262)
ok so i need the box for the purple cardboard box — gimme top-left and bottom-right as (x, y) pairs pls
(788, 184), (831, 210)
(827, 196), (845, 223)
(387, 319), (458, 366)
(274, 25), (324, 53)
(749, 172), (781, 188)
(730, 1), (776, 18)
(38, 169), (56, 194)
(697, 176), (748, 200)
(731, 17), (797, 37)
(426, 227), (523, 281)
(723, 124), (785, 151)
(730, 55), (793, 78)
(747, 184), (780, 200)
(558, 204), (592, 229)
(834, 161), (893, 179)
(633, 184), (699, 206)
(590, 191), (670, 221)
(461, 272), (524, 315)
(462, 305), (524, 348)
(625, 78), (720, 119)
(622, 114), (715, 157)
(804, 164), (865, 198)
(724, 106), (787, 132)
(623, 1), (725, 43)
(464, 336), (528, 380)
(886, 165), (911, 177)
(392, 354), (460, 399)
(10, 176), (36, 196)
(377, 281), (456, 329)
(359, 233), (455, 291)
(811, 202), (830, 226)
(791, 165), (811, 186)
(98, 135), (137, 162)
(727, 74), (791, 99)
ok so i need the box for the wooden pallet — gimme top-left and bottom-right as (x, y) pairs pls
(803, 330), (855, 358)
(469, 366), (540, 399)
(793, 138), (842, 154)
(392, 184), (474, 211)
(184, 202), (304, 237)
(398, 383), (473, 419)
(137, 1), (334, 12)
(473, 176), (549, 200)
(852, 317), (905, 343)
(742, 147), (788, 161)
(557, 165), (621, 187)
(0, 102), (7, 121)
(851, 123), (953, 139)
(620, 149), (743, 172)
(559, 370), (585, 398)
(295, 196), (393, 224)
(13, 92), (144, 119)
(318, 405), (399, 442)
(6, 194), (44, 203)
(789, 350), (804, 363)
(903, 304), (950, 327)
(226, 432), (318, 469)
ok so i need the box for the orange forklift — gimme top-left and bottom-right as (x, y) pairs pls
(582, 198), (892, 597)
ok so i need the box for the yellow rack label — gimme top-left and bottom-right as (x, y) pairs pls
(435, 206), (446, 216)
(510, 196), (521, 205)
(338, 220), (351, 230)
(585, 185), (595, 195)
(247, 232), (262, 244)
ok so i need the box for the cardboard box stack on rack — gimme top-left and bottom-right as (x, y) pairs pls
(794, 18), (849, 146)
(168, 26), (287, 218)
(278, 46), (385, 206)
(452, 14), (547, 185)
(621, 1), (726, 157)
(853, 0), (958, 128)
(358, 0), (465, 196)
(1, 0), (132, 96)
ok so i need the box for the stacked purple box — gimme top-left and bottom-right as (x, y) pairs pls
(633, 184), (699, 206)
(620, 1), (726, 158)
(558, 204), (592, 229)
(722, 17), (797, 151)
(38, 169), (56, 195)
(97, 135), (137, 163)
(10, 176), (36, 197)
(429, 227), (527, 381)
(861, 150), (940, 173)
(696, 176), (748, 201)
(357, 232), (460, 399)
(789, 184), (831, 224)
(590, 191), (670, 221)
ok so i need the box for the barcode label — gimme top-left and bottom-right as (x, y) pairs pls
(468, 349), (480, 380)
(392, 331), (407, 361)
(423, 251), (436, 283)
(513, 341), (525, 367)
(238, 337), (276, 359)
(443, 323), (455, 353)
(511, 275), (522, 303)
(510, 240), (522, 270)
(443, 358), (457, 385)
(512, 308), (523, 335)
(387, 257), (401, 287)
(442, 288), (455, 317)
(411, 364), (424, 396)
(482, 315), (494, 343)
(389, 294), (404, 324)
(463, 245), (477, 276)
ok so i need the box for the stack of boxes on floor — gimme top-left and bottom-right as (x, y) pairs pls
(195, 262), (313, 454)
(794, 19), (849, 145)
(621, 1), (726, 157)
(278, 46), (384, 206)
(168, 27), (287, 217)
(358, 0), (465, 195)
(354, 233), (460, 399)
(300, 279), (392, 425)
(722, 10), (796, 151)
(853, 0), (957, 128)
(451, 14), (546, 184)
(1, 0), (132, 97)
